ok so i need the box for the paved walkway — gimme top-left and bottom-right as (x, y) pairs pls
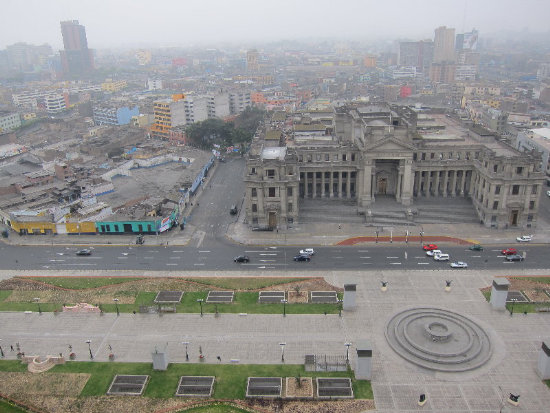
(1, 267), (550, 412)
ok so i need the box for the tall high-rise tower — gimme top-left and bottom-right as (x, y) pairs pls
(59, 20), (94, 76)
(433, 26), (455, 63)
(246, 49), (259, 72)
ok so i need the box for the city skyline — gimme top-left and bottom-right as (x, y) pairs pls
(1, 0), (549, 50)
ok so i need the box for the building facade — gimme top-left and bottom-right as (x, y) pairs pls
(0, 112), (21, 134)
(244, 103), (544, 230)
(59, 20), (94, 76)
(93, 105), (139, 126)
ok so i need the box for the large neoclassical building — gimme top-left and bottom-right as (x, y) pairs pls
(244, 103), (544, 230)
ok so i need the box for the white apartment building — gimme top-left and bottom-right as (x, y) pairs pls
(0, 112), (21, 134)
(44, 94), (66, 114)
(229, 91), (251, 114)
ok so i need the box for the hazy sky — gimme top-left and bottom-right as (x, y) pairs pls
(1, 0), (549, 50)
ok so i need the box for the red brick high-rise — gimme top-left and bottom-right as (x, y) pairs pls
(59, 20), (94, 77)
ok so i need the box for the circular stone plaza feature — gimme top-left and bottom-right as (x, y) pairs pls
(385, 307), (492, 372)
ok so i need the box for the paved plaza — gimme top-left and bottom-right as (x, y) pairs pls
(1, 267), (550, 412)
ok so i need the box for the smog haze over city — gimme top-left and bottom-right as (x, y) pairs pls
(2, 0), (550, 48)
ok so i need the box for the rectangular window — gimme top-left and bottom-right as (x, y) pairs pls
(251, 188), (257, 197)
(266, 169), (275, 178)
(287, 187), (293, 196)
(333, 154), (338, 161)
(307, 154), (312, 162)
(532, 186), (538, 195)
(512, 185), (520, 195)
(493, 201), (498, 210)
(287, 166), (294, 175)
(413, 153), (417, 161)
(421, 153), (426, 160)
(493, 165), (498, 173)
(517, 167), (523, 174)
(252, 204), (257, 212)
(351, 154), (356, 161)
(430, 153), (434, 159)
(325, 154), (329, 161)
(343, 154), (347, 161)
(268, 187), (276, 197)
(316, 154), (321, 161)
(529, 200), (535, 210)
(495, 185), (501, 195)
(251, 167), (256, 174)
(298, 155), (303, 162)
(288, 203), (293, 212)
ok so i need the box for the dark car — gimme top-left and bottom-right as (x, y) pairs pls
(468, 244), (483, 251)
(293, 254), (311, 262)
(76, 249), (92, 256)
(234, 255), (250, 263)
(505, 254), (524, 262)
(230, 205), (238, 215)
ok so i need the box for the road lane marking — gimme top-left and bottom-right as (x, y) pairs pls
(259, 253), (277, 256)
(143, 257), (153, 259)
(49, 259), (65, 262)
(169, 257), (181, 259)
(418, 262), (430, 265)
(194, 263), (205, 266)
(166, 263), (178, 266)
(332, 256), (344, 259)
(390, 262), (401, 265)
(173, 250), (184, 253)
(199, 250), (211, 253)
(387, 256), (399, 259)
(358, 250), (369, 252)
(359, 256), (371, 259)
(61, 263), (96, 266)
(259, 259), (276, 262)
(117, 257), (128, 259)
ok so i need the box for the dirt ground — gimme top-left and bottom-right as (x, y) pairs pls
(481, 277), (550, 302)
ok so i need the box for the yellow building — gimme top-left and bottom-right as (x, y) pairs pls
(151, 94), (186, 140)
(101, 79), (127, 93)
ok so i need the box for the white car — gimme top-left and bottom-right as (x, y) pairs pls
(426, 249), (442, 257)
(450, 261), (468, 268)
(547, 190), (550, 197)
(299, 248), (315, 256)
(516, 235), (533, 242)
(433, 253), (450, 261)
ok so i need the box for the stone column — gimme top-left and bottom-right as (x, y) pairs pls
(330, 170), (334, 198)
(460, 170), (466, 196)
(451, 170), (458, 197)
(424, 171), (430, 197)
(338, 171), (343, 198)
(442, 170), (449, 197)
(304, 172), (309, 198)
(537, 342), (550, 379)
(355, 341), (372, 380)
(401, 160), (413, 206)
(371, 172), (376, 199)
(312, 172), (317, 198)
(414, 170), (421, 197)
(343, 284), (356, 310)
(490, 278), (510, 310)
(434, 171), (440, 197)
(361, 163), (372, 205)
(396, 172), (402, 201)
(321, 171), (326, 198)
(346, 172), (351, 198)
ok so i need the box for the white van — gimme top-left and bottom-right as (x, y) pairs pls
(434, 253), (450, 261)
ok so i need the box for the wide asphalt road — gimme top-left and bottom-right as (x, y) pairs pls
(0, 243), (546, 271)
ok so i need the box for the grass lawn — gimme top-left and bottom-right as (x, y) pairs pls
(0, 399), (30, 413)
(481, 289), (548, 314)
(31, 361), (373, 400)
(176, 405), (251, 413)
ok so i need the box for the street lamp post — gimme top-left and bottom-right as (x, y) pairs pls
(345, 342), (352, 363)
(86, 340), (93, 360)
(375, 230), (379, 243)
(197, 299), (204, 317)
(338, 299), (343, 317)
(113, 298), (119, 316)
(420, 231), (424, 245)
(510, 298), (518, 316)
(281, 299), (288, 317)
(182, 341), (190, 361)
(279, 342), (286, 362)
(33, 297), (41, 314)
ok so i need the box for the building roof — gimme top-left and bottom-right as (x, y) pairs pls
(531, 128), (550, 140)
(294, 124), (326, 131)
(261, 147), (286, 160)
(265, 130), (282, 140)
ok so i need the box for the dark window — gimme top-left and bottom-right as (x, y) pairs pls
(413, 153), (417, 161)
(288, 203), (293, 212)
(517, 167), (523, 174)
(267, 169), (275, 177)
(529, 201), (535, 210)
(268, 187), (276, 197)
(251, 167), (256, 174)
(252, 204), (257, 212)
(493, 201), (498, 210)
(532, 186), (538, 195)
(430, 153), (434, 159)
(493, 165), (498, 172)
(325, 154), (329, 161)
(351, 154), (356, 161)
(251, 188), (257, 197)
(343, 154), (347, 161)
(287, 187), (293, 196)
(512, 185), (520, 195)
(495, 185), (501, 195)
(421, 153), (426, 160)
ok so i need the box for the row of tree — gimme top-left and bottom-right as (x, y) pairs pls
(185, 106), (265, 149)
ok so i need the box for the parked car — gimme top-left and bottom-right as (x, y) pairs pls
(506, 254), (524, 262)
(450, 261), (468, 268)
(229, 205), (238, 215)
(501, 248), (517, 255)
(293, 254), (311, 262)
(516, 235), (532, 242)
(299, 248), (315, 256)
(423, 244), (438, 251)
(546, 190), (550, 197)
(76, 249), (91, 256)
(433, 253), (450, 261)
(426, 249), (442, 257)
(468, 244), (483, 251)
(234, 255), (250, 263)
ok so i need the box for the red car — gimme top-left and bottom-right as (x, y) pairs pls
(423, 244), (438, 251)
(501, 248), (517, 255)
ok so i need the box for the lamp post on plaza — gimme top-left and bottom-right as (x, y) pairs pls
(345, 342), (352, 364)
(86, 340), (93, 360)
(420, 231), (424, 245)
(338, 300), (343, 317)
(113, 298), (119, 316)
(281, 299), (288, 317)
(182, 341), (190, 361)
(197, 299), (204, 317)
(33, 297), (41, 315)
(279, 342), (286, 362)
